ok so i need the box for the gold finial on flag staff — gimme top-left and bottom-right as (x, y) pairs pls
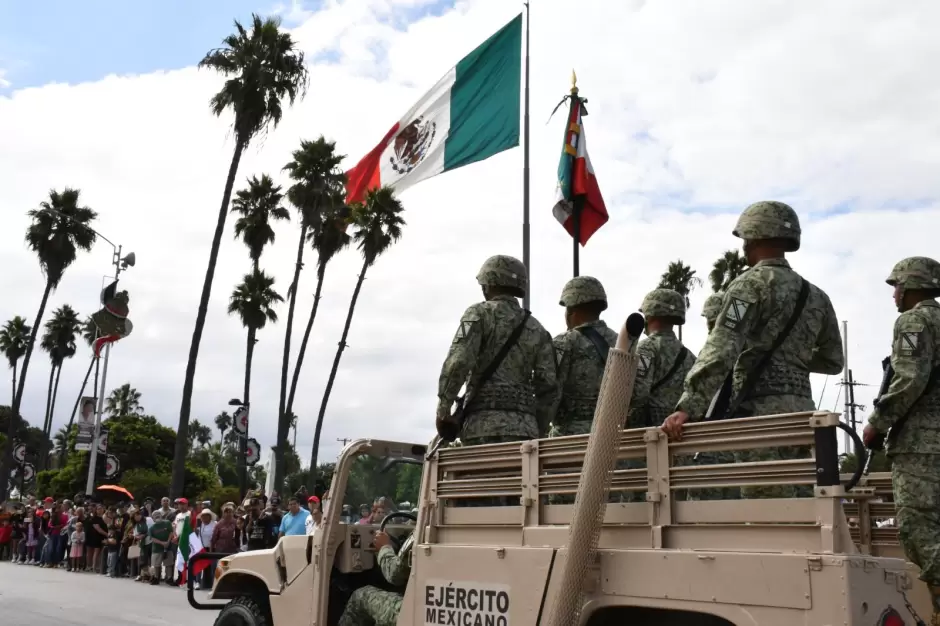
(570, 69), (579, 95)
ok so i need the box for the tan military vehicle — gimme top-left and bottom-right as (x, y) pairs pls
(192, 317), (928, 625)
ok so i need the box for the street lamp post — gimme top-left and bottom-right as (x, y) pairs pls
(229, 398), (249, 498)
(84, 244), (136, 495)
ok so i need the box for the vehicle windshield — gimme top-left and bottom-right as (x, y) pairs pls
(338, 453), (422, 525)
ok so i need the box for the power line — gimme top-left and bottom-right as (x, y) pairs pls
(337, 438), (353, 447)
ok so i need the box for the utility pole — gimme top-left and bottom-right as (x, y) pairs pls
(841, 320), (851, 453)
(337, 438), (352, 448)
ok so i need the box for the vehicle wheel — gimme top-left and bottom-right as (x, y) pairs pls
(213, 596), (270, 626)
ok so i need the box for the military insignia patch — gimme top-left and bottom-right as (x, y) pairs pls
(722, 297), (753, 331)
(453, 320), (476, 343)
(637, 354), (651, 378)
(899, 331), (922, 357)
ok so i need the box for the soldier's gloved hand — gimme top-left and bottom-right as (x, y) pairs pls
(661, 411), (690, 441)
(435, 405), (460, 442)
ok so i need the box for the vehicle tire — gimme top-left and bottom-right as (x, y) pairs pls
(213, 596), (270, 626)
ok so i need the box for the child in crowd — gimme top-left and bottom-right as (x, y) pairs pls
(0, 517), (11, 561)
(24, 509), (38, 564)
(69, 522), (85, 573)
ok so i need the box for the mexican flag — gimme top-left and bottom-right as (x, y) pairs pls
(345, 13), (522, 204)
(552, 97), (608, 245)
(175, 514), (208, 586)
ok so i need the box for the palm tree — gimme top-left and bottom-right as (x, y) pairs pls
(0, 189), (97, 501)
(106, 383), (144, 416)
(214, 411), (233, 447)
(38, 305), (81, 468)
(656, 259), (703, 342)
(172, 13), (309, 498)
(287, 411), (299, 449)
(275, 137), (346, 493)
(53, 425), (72, 460)
(231, 173), (291, 271)
(708, 249), (748, 293)
(228, 268), (283, 495)
(0, 316), (31, 405)
(308, 187), (405, 490)
(188, 419), (214, 450)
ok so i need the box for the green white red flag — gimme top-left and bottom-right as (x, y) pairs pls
(175, 513), (208, 586)
(345, 14), (523, 204)
(552, 98), (608, 244)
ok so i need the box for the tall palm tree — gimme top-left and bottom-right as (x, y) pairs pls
(709, 249), (748, 293)
(61, 319), (98, 465)
(53, 425), (71, 457)
(106, 383), (144, 416)
(275, 137), (346, 493)
(656, 259), (703, 342)
(231, 173), (291, 271)
(188, 419), (214, 450)
(1, 188), (97, 501)
(0, 316), (32, 405)
(308, 187), (405, 490)
(214, 411), (232, 447)
(38, 305), (81, 469)
(228, 268), (283, 495)
(172, 13), (309, 498)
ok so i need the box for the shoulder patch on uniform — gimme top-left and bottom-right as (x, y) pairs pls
(637, 354), (652, 378)
(898, 331), (923, 357)
(722, 297), (753, 331)
(453, 319), (477, 343)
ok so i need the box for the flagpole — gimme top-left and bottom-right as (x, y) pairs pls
(522, 0), (531, 309)
(568, 73), (582, 278)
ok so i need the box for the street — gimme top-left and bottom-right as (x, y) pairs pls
(0, 562), (220, 625)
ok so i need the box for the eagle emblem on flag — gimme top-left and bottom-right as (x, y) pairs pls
(389, 116), (437, 175)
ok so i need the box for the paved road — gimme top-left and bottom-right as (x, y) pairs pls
(0, 562), (221, 625)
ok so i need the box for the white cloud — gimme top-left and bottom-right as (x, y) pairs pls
(0, 68), (9, 88)
(1, 0), (938, 472)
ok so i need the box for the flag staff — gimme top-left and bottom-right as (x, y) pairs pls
(522, 1), (532, 309)
(566, 71), (586, 277)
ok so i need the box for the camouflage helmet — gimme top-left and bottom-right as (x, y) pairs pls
(640, 288), (686, 324)
(702, 292), (724, 321)
(559, 276), (607, 310)
(476, 255), (527, 295)
(732, 201), (801, 252)
(886, 257), (940, 291)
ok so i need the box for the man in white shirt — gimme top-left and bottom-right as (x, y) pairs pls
(305, 496), (322, 535)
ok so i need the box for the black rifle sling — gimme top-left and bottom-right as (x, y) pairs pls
(461, 310), (532, 404)
(576, 326), (611, 363)
(651, 347), (690, 394)
(708, 278), (810, 421)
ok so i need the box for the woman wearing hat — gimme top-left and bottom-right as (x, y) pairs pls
(195, 508), (217, 590)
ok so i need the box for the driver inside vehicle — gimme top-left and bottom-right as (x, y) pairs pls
(338, 528), (414, 626)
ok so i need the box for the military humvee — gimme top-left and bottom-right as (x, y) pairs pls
(191, 319), (929, 626)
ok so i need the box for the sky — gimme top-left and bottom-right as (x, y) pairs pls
(1, 0), (938, 472)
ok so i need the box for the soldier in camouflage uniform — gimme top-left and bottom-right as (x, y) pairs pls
(551, 276), (618, 436)
(662, 201), (844, 499)
(338, 531), (413, 626)
(862, 257), (940, 623)
(693, 291), (738, 501)
(626, 289), (696, 502)
(436, 255), (558, 446)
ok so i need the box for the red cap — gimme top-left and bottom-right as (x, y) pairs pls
(308, 496), (320, 504)
(43, 497), (54, 503)
(175, 497), (189, 505)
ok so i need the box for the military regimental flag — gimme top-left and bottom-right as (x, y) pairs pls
(345, 14), (522, 204)
(552, 97), (608, 245)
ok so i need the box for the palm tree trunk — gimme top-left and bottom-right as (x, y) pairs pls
(307, 258), (369, 492)
(0, 279), (53, 501)
(39, 365), (56, 471)
(49, 364), (63, 435)
(11, 362), (17, 407)
(286, 265), (326, 420)
(61, 355), (96, 465)
(239, 327), (256, 499)
(171, 136), (246, 498)
(274, 223), (308, 495)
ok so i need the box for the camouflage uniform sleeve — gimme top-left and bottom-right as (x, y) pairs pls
(377, 536), (412, 586)
(534, 328), (560, 437)
(868, 313), (934, 433)
(676, 280), (760, 420)
(437, 304), (485, 412)
(629, 338), (657, 410)
(808, 292), (845, 375)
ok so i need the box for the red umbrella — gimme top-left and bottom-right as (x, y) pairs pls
(97, 485), (134, 500)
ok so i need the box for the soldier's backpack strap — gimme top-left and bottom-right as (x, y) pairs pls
(706, 278), (810, 421)
(450, 311), (532, 430)
(650, 347), (691, 394)
(576, 326), (611, 363)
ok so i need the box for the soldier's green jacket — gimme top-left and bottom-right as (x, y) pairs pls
(869, 299), (940, 455)
(438, 294), (558, 439)
(377, 534), (413, 586)
(676, 258), (844, 420)
(628, 329), (695, 429)
(552, 320), (618, 435)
